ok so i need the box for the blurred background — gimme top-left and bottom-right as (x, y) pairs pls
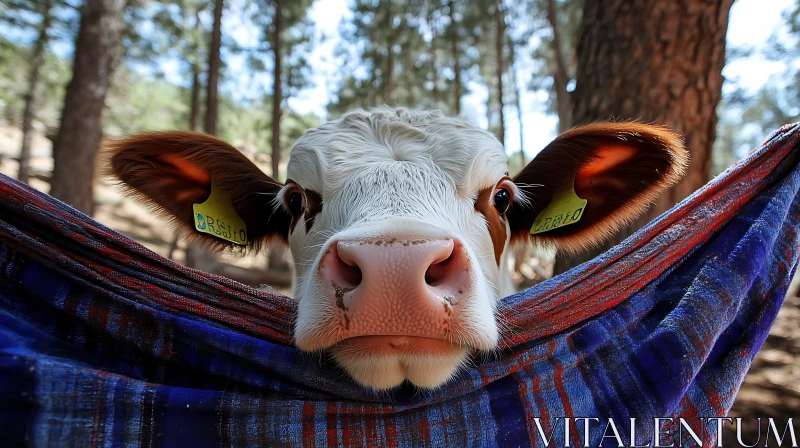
(0, 0), (798, 439)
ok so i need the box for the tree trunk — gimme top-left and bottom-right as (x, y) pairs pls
(188, 0), (224, 271)
(188, 8), (202, 131)
(553, 0), (733, 275)
(49, 0), (125, 215)
(493, 0), (505, 146)
(386, 39), (395, 104)
(403, 51), (415, 106)
(189, 62), (201, 130)
(204, 0), (223, 136)
(546, 0), (572, 133)
(384, 1), (395, 105)
(17, 0), (53, 185)
(368, 66), (377, 106)
(427, 1), (439, 104)
(271, 0), (282, 181)
(268, 0), (288, 272)
(510, 46), (525, 166)
(448, 0), (461, 114)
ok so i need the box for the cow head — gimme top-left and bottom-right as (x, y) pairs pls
(109, 108), (687, 390)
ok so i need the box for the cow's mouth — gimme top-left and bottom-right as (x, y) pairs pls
(330, 336), (470, 390)
(335, 335), (465, 356)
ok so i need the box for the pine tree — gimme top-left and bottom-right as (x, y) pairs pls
(49, 0), (126, 214)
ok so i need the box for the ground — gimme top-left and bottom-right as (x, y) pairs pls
(1, 125), (798, 437)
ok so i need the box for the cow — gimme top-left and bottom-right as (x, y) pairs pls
(109, 107), (687, 390)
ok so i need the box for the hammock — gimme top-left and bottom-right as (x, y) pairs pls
(0, 124), (798, 447)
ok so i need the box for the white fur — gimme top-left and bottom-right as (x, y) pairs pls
(283, 108), (519, 390)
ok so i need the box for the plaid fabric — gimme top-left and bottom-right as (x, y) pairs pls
(0, 124), (799, 447)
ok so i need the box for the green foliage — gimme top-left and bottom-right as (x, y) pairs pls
(0, 31), (319, 159)
(0, 36), (70, 128)
(105, 67), (191, 134)
(328, 0), (494, 118)
(243, 0), (316, 97)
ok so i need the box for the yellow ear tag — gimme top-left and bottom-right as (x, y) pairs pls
(192, 182), (248, 245)
(530, 176), (588, 234)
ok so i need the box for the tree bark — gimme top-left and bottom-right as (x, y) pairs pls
(493, 0), (505, 146)
(384, 1), (395, 105)
(386, 39), (395, 105)
(427, 1), (439, 104)
(268, 0), (289, 272)
(448, 0), (461, 114)
(553, 0), (733, 275)
(188, 9), (202, 131)
(18, 0), (53, 185)
(50, 0), (125, 215)
(510, 46), (525, 166)
(189, 62), (201, 130)
(271, 0), (282, 181)
(204, 0), (223, 135)
(545, 0), (572, 133)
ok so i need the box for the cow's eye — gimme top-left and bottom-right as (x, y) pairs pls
(287, 191), (305, 218)
(493, 189), (511, 214)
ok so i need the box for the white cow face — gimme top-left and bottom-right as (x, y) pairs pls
(110, 108), (686, 390)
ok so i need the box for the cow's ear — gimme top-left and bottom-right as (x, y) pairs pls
(506, 122), (687, 253)
(107, 131), (291, 251)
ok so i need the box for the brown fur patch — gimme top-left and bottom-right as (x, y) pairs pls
(283, 180), (322, 235)
(475, 187), (508, 265)
(304, 189), (322, 234)
(106, 131), (291, 252)
(507, 122), (687, 253)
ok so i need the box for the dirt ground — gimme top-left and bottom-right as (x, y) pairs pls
(1, 126), (798, 439)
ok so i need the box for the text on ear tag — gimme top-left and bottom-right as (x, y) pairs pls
(193, 182), (248, 245)
(530, 176), (588, 235)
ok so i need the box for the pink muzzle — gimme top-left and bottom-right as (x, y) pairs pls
(318, 238), (471, 343)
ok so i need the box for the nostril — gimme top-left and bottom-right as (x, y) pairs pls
(338, 259), (363, 287)
(425, 252), (454, 286)
(327, 242), (363, 288)
(425, 240), (468, 288)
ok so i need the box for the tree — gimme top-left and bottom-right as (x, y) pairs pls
(271, 0), (284, 182)
(520, 0), (581, 134)
(329, 0), (432, 115)
(445, 0), (463, 114)
(493, 0), (506, 145)
(265, 0), (313, 182)
(543, 0), (578, 132)
(553, 0), (734, 274)
(247, 0), (313, 269)
(49, 0), (125, 214)
(2, 0), (74, 183)
(149, 0), (209, 130)
(16, 0), (54, 184)
(716, 2), (800, 173)
(184, 0), (222, 271)
(204, 0), (222, 135)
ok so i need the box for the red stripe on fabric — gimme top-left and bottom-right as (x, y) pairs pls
(384, 409), (398, 447)
(325, 402), (338, 447)
(301, 401), (316, 447)
(553, 362), (582, 448)
(340, 404), (353, 447)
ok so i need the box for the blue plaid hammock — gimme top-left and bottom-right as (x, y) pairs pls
(1, 124), (799, 447)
